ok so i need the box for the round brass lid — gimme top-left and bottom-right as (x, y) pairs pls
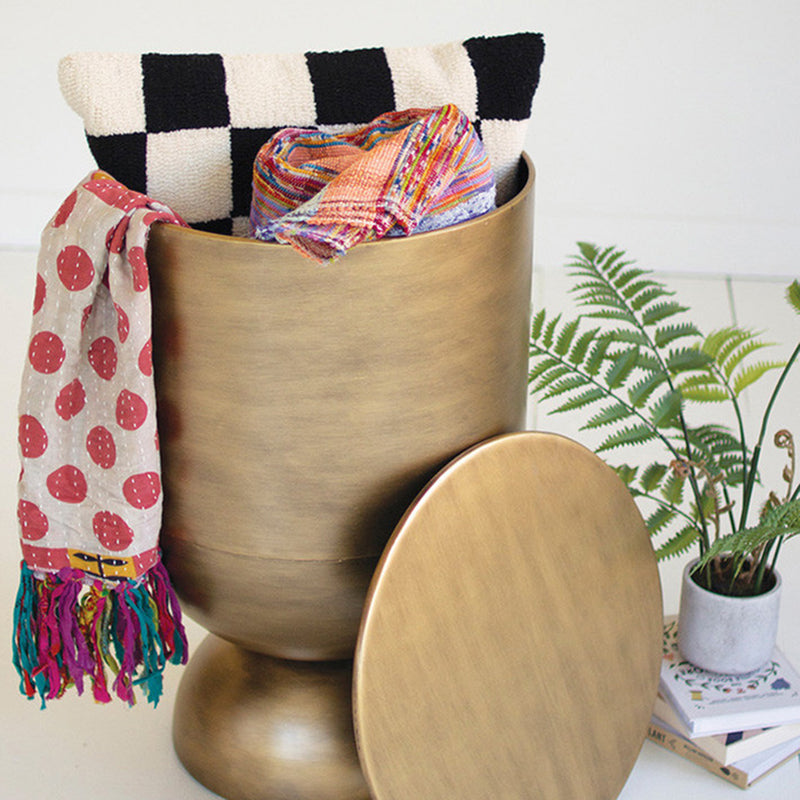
(353, 432), (662, 800)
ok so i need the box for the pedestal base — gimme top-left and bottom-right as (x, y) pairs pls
(173, 635), (369, 800)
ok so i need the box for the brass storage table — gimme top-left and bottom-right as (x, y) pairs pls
(147, 155), (662, 799)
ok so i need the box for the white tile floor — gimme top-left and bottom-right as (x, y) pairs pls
(1, 246), (798, 799)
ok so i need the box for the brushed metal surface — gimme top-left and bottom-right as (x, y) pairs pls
(353, 432), (663, 800)
(173, 635), (369, 800)
(148, 156), (534, 659)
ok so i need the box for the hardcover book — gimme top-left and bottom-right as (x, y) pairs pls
(659, 616), (800, 737)
(653, 692), (800, 765)
(647, 719), (800, 789)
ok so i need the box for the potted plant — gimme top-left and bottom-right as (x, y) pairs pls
(529, 242), (800, 673)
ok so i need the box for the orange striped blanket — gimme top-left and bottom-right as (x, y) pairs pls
(249, 105), (496, 263)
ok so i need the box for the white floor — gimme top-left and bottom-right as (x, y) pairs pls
(1, 246), (798, 799)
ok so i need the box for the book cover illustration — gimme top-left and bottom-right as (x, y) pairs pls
(659, 616), (800, 736)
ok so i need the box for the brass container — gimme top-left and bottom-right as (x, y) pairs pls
(149, 155), (534, 660)
(147, 155), (534, 799)
(172, 636), (367, 800)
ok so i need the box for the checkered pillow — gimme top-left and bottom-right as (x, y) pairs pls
(58, 33), (544, 235)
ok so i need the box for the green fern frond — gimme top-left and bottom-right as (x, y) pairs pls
(571, 281), (625, 309)
(646, 505), (678, 535)
(554, 319), (581, 357)
(542, 374), (591, 400)
(732, 359), (786, 396)
(603, 330), (650, 347)
(763, 498), (800, 528)
(573, 242), (630, 279)
(568, 328), (601, 365)
(787, 280), (800, 313)
(665, 347), (714, 375)
(550, 386), (608, 414)
(651, 388), (683, 429)
(530, 364), (573, 393)
(613, 464), (638, 485)
(681, 425), (746, 480)
(702, 327), (752, 362)
(576, 241), (601, 262)
(602, 248), (633, 276)
(606, 261), (639, 283)
(719, 336), (777, 380)
(542, 314), (562, 349)
(597, 423), (658, 452)
(729, 525), (793, 560)
(568, 244), (672, 329)
(530, 245), (800, 575)
(641, 301), (688, 326)
(622, 278), (663, 301)
(584, 336), (614, 376)
(640, 463), (669, 492)
(701, 327), (783, 401)
(570, 277), (620, 297)
(531, 308), (546, 340)
(610, 269), (650, 293)
(686, 424), (743, 454)
(678, 374), (729, 403)
(583, 401), (633, 430)
(656, 526), (700, 560)
(661, 471), (686, 505)
(570, 273), (638, 301)
(636, 353), (663, 373)
(714, 456), (745, 483)
(697, 481), (720, 520)
(582, 308), (639, 325)
(629, 285), (672, 312)
(628, 371), (669, 408)
(609, 253), (644, 279)
(605, 347), (640, 389)
(697, 499), (800, 566)
(528, 356), (562, 383)
(655, 322), (703, 348)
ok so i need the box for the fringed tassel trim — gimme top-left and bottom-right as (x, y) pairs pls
(12, 560), (188, 708)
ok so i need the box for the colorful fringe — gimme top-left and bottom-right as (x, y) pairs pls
(249, 104), (496, 263)
(12, 560), (187, 708)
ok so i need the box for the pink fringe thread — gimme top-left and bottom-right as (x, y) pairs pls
(13, 560), (188, 708)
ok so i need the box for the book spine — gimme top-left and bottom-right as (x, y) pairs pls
(647, 723), (747, 789)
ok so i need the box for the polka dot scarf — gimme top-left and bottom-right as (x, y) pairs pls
(13, 172), (188, 706)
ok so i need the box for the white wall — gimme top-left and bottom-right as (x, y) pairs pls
(3, 0), (799, 276)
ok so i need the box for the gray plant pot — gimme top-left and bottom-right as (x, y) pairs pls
(677, 558), (782, 675)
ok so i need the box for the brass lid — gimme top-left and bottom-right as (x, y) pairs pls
(353, 432), (662, 800)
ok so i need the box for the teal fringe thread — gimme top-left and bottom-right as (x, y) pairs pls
(12, 562), (45, 703)
(12, 560), (188, 708)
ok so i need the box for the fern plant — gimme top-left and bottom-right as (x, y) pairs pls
(529, 243), (800, 596)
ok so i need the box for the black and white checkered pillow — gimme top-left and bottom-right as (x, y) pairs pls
(59, 33), (544, 235)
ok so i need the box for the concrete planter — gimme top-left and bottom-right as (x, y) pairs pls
(678, 558), (781, 675)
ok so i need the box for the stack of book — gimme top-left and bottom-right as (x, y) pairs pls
(649, 616), (800, 788)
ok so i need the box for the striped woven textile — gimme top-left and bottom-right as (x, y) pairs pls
(249, 104), (496, 262)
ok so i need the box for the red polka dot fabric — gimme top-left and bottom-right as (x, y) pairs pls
(17, 171), (185, 580)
